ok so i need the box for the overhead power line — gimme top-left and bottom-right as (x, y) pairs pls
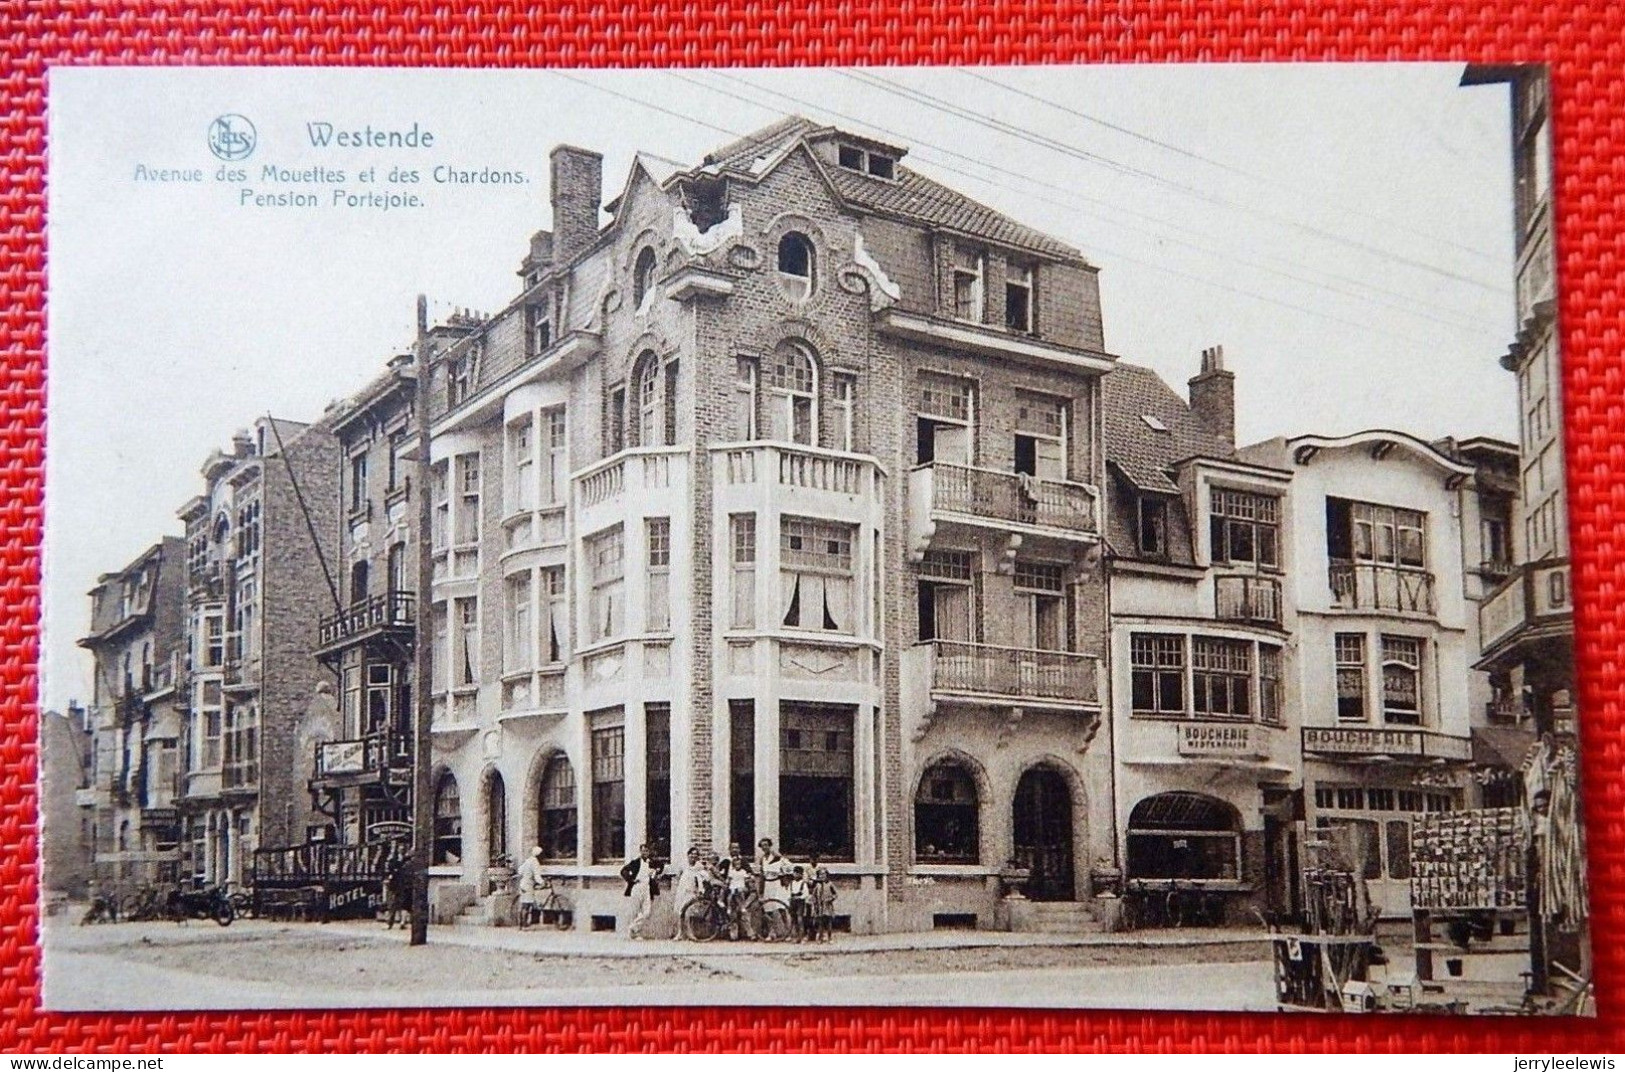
(958, 68), (1503, 264)
(690, 71), (1493, 334)
(840, 70), (1509, 296)
(554, 73), (1493, 350)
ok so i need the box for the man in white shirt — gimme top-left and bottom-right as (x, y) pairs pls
(515, 846), (544, 930)
(671, 845), (705, 941)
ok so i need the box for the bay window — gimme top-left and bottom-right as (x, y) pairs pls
(540, 566), (565, 664)
(586, 525), (625, 642)
(504, 573), (532, 673)
(590, 718), (626, 864)
(1209, 488), (1280, 568)
(779, 702), (855, 861)
(1130, 633), (1184, 716)
(508, 415), (534, 513)
(780, 516), (855, 633)
(646, 517), (671, 631)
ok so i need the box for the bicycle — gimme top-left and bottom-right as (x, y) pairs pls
(530, 878), (573, 931)
(120, 884), (166, 922)
(681, 884), (792, 942)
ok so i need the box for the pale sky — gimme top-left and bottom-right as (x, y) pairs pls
(44, 64), (1521, 712)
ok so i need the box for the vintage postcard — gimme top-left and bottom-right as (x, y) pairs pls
(39, 63), (1590, 1013)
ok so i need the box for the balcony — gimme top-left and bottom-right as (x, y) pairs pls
(316, 590), (416, 659)
(573, 446), (691, 536)
(1301, 725), (1472, 763)
(1214, 575), (1282, 626)
(908, 462), (1099, 561)
(926, 640), (1099, 708)
(1327, 560), (1435, 615)
(1485, 696), (1529, 725)
(311, 729), (412, 785)
(1478, 559), (1572, 666)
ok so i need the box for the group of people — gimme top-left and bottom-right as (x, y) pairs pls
(496, 838), (840, 940)
(667, 838), (838, 942)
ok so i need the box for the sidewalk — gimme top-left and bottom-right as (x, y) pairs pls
(319, 918), (1274, 958)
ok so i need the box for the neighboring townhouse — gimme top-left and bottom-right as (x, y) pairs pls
(42, 702), (95, 904)
(74, 538), (187, 894)
(1462, 62), (1587, 992)
(174, 418), (340, 889)
(1102, 349), (1299, 923)
(1240, 429), (1502, 917)
(308, 354), (419, 847)
(418, 116), (1115, 933)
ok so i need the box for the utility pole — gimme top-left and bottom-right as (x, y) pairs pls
(410, 294), (434, 946)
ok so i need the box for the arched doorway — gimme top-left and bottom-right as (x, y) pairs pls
(1013, 766), (1074, 901)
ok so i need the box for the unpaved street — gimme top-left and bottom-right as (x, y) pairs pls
(43, 917), (1276, 1011)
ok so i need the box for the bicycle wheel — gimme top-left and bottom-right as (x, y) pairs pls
(683, 899), (720, 942)
(759, 900), (792, 942)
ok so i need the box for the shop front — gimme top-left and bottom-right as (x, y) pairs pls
(1302, 725), (1472, 917)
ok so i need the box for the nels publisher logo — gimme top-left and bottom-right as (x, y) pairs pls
(207, 114), (256, 161)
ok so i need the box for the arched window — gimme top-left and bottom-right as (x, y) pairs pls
(777, 232), (814, 300)
(633, 350), (675, 447)
(633, 247), (658, 312)
(539, 753), (578, 862)
(433, 772), (462, 865)
(485, 770), (508, 863)
(915, 760), (978, 863)
(1126, 792), (1241, 881)
(765, 341), (817, 446)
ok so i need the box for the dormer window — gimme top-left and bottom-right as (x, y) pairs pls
(1137, 496), (1168, 558)
(777, 232), (814, 301)
(837, 143), (897, 180)
(952, 245), (984, 322)
(1006, 261), (1035, 333)
(528, 296), (553, 356)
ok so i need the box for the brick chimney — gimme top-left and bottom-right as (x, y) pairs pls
(1189, 345), (1235, 449)
(550, 146), (604, 265)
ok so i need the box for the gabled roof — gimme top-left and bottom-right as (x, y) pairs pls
(1102, 363), (1234, 494)
(689, 115), (1086, 262)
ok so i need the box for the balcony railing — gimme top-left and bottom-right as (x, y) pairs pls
(1479, 559), (1571, 658)
(313, 729), (412, 779)
(1327, 559), (1435, 615)
(1486, 696), (1529, 725)
(921, 463), (1098, 536)
(930, 640), (1098, 704)
(1301, 725), (1472, 762)
(1214, 575), (1282, 626)
(317, 590), (417, 649)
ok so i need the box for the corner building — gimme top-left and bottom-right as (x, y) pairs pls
(423, 118), (1114, 933)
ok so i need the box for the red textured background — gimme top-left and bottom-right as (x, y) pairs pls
(2, 0), (1622, 1053)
